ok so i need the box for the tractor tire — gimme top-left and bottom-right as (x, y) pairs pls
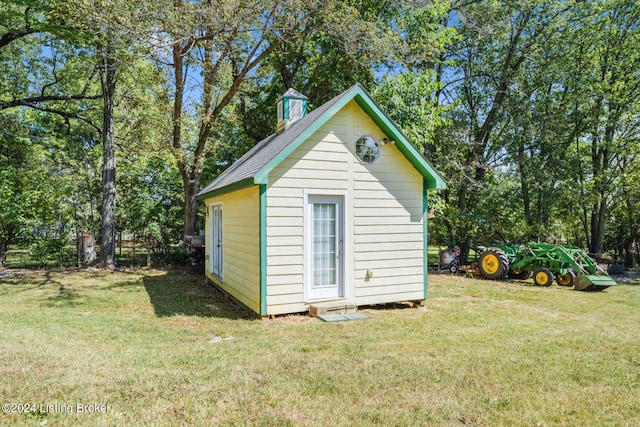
(478, 248), (510, 280)
(556, 271), (576, 287)
(509, 269), (531, 280)
(533, 268), (554, 286)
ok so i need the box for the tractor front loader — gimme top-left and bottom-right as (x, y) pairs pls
(477, 242), (617, 291)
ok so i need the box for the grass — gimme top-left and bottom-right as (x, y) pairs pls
(0, 269), (638, 427)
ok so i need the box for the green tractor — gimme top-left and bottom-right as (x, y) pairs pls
(477, 242), (617, 291)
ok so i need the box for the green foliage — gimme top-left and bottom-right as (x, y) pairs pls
(373, 70), (454, 151)
(29, 234), (74, 267)
(116, 154), (184, 247)
(417, 0), (640, 261)
(1, 0), (640, 268)
(0, 113), (34, 262)
(391, 0), (458, 69)
(0, 110), (86, 266)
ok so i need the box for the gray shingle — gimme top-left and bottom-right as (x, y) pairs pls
(198, 85), (354, 198)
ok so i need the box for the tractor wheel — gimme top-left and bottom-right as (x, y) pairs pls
(478, 248), (510, 280)
(556, 271), (576, 287)
(533, 268), (554, 286)
(509, 269), (531, 280)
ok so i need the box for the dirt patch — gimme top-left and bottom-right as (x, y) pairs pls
(263, 313), (318, 323)
(0, 269), (39, 280)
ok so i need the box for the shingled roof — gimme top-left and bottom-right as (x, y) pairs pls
(197, 83), (445, 200)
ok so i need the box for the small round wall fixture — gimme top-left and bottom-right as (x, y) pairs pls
(355, 136), (380, 164)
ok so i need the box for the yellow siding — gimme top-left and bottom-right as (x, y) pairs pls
(204, 185), (260, 314)
(266, 100), (425, 314)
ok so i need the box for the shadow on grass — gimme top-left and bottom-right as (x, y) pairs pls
(43, 285), (82, 307)
(142, 270), (256, 320)
(36, 272), (82, 307)
(0, 270), (82, 306)
(359, 301), (420, 311)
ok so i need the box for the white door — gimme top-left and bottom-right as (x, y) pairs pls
(306, 195), (344, 300)
(210, 204), (223, 278)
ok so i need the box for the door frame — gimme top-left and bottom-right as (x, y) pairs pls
(208, 202), (223, 279)
(303, 190), (349, 302)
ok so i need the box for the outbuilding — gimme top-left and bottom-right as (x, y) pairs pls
(197, 84), (445, 316)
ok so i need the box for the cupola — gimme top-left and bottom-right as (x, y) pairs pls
(276, 88), (308, 132)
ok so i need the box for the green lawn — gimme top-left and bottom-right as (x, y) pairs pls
(0, 268), (638, 426)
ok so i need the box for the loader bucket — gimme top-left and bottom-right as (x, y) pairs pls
(574, 274), (617, 291)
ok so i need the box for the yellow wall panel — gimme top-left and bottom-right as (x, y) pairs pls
(204, 186), (260, 314)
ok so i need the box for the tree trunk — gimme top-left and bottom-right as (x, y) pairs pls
(623, 242), (633, 268)
(575, 118), (590, 249)
(168, 6), (283, 243)
(0, 239), (7, 268)
(623, 202), (638, 269)
(516, 142), (532, 228)
(98, 40), (117, 269)
(589, 198), (607, 255)
(146, 234), (152, 267)
(183, 179), (200, 239)
(77, 229), (96, 267)
(77, 233), (81, 268)
(588, 123), (613, 255)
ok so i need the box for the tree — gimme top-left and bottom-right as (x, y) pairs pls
(1, 0), (115, 267)
(0, 114), (30, 267)
(571, 0), (640, 254)
(423, 0), (582, 256)
(229, 0), (409, 149)
(0, 0), (101, 121)
(96, 34), (117, 267)
(117, 153), (183, 265)
(65, 0), (160, 267)
(0, 108), (90, 267)
(165, 0), (347, 239)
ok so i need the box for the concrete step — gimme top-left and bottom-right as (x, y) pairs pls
(308, 301), (356, 318)
(317, 313), (368, 322)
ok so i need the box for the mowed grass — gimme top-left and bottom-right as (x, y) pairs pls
(0, 269), (638, 427)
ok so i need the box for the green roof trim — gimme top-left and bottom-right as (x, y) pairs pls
(259, 184), (267, 316)
(354, 92), (446, 190)
(423, 180), (429, 299)
(254, 84), (446, 189)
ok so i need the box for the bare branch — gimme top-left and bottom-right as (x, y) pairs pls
(15, 102), (101, 133)
(0, 94), (102, 111)
(0, 27), (37, 49)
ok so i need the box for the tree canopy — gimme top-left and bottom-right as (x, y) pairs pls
(1, 0), (638, 268)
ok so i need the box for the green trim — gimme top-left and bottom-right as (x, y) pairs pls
(254, 84), (446, 190)
(197, 177), (255, 202)
(259, 184), (267, 316)
(423, 180), (429, 299)
(354, 92), (446, 190)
